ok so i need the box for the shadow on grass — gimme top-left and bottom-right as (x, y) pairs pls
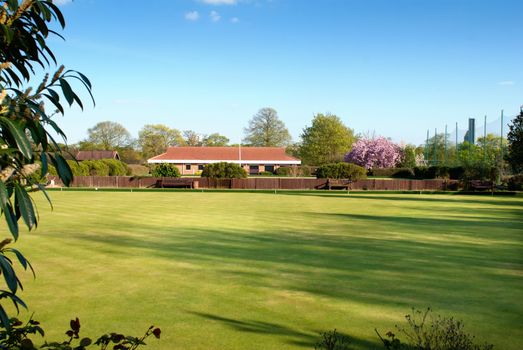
(189, 311), (381, 350)
(56, 212), (523, 312)
(279, 192), (523, 207)
(44, 199), (523, 349)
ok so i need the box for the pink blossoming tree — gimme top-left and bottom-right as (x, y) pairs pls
(345, 137), (403, 169)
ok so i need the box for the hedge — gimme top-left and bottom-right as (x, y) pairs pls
(316, 163), (367, 180)
(201, 162), (247, 179)
(151, 163), (181, 177)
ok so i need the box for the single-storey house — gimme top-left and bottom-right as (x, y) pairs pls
(147, 146), (301, 175)
(76, 150), (120, 161)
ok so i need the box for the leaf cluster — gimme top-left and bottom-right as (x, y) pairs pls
(315, 163), (366, 180)
(150, 163), (180, 178)
(376, 308), (494, 350)
(201, 162), (247, 179)
(0, 317), (160, 350)
(0, 0), (93, 329)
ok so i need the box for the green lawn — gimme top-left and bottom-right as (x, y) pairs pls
(5, 191), (523, 350)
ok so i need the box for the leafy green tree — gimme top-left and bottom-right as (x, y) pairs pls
(202, 133), (229, 146)
(0, 0), (92, 328)
(398, 144), (417, 168)
(183, 130), (202, 146)
(243, 107), (292, 147)
(86, 121), (132, 150)
(138, 124), (184, 159)
(151, 163), (181, 177)
(299, 113), (355, 165)
(506, 109), (523, 173)
(201, 162), (247, 178)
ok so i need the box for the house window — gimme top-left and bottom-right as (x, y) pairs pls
(198, 164), (204, 171)
(249, 165), (259, 175)
(185, 164), (191, 170)
(265, 165), (274, 173)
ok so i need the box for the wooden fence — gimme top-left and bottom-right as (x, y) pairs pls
(48, 176), (457, 191)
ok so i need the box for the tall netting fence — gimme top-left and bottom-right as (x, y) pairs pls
(422, 109), (520, 171)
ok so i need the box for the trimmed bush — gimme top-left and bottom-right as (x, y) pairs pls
(68, 160), (90, 176)
(151, 163), (181, 177)
(316, 163), (367, 180)
(82, 160), (110, 176)
(506, 174), (523, 190)
(258, 171), (274, 176)
(391, 168), (415, 178)
(275, 166), (292, 176)
(101, 159), (130, 176)
(201, 162), (247, 178)
(449, 166), (465, 180)
(275, 166), (315, 177)
(368, 168), (415, 178)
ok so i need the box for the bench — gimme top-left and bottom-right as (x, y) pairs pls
(156, 178), (194, 188)
(469, 180), (494, 191)
(317, 179), (352, 190)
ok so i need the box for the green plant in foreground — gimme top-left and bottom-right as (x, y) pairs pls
(315, 329), (351, 350)
(0, 317), (160, 350)
(151, 163), (181, 177)
(375, 308), (494, 350)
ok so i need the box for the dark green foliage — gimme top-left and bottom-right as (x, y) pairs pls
(67, 161), (89, 177)
(82, 160), (109, 176)
(315, 329), (351, 350)
(151, 163), (181, 178)
(449, 166), (465, 180)
(506, 174), (523, 190)
(376, 308), (493, 350)
(316, 163), (367, 180)
(506, 110), (523, 173)
(0, 0), (93, 328)
(201, 162), (247, 179)
(275, 166), (315, 177)
(413, 166), (450, 179)
(391, 168), (415, 178)
(275, 167), (292, 176)
(368, 168), (415, 178)
(100, 159), (130, 176)
(0, 317), (160, 349)
(258, 171), (274, 176)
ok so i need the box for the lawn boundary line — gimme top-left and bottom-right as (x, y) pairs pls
(43, 187), (521, 196)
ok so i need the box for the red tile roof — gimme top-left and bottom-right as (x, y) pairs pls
(76, 150), (120, 161)
(148, 147), (300, 164)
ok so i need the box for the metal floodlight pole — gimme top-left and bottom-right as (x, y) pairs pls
(483, 115), (487, 165)
(455, 122), (458, 165)
(444, 124), (448, 165)
(500, 110), (504, 168)
(425, 129), (429, 165)
(433, 128), (437, 166)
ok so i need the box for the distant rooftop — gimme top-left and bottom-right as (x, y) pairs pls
(148, 147), (300, 165)
(76, 150), (120, 161)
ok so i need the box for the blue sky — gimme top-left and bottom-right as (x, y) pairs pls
(50, 0), (522, 145)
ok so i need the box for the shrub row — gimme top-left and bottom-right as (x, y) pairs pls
(367, 166), (501, 180)
(275, 166), (316, 177)
(42, 159), (131, 178)
(151, 163), (181, 177)
(201, 162), (247, 178)
(316, 163), (367, 180)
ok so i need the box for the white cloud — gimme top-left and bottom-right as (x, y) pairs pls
(201, 0), (238, 4)
(497, 81), (515, 86)
(230, 17), (240, 23)
(210, 10), (221, 22)
(52, 0), (72, 6)
(185, 11), (200, 21)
